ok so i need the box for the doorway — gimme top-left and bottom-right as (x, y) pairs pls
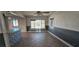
(31, 20), (45, 32)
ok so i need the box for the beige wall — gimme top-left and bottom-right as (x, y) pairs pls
(49, 11), (79, 32)
(18, 19), (26, 32)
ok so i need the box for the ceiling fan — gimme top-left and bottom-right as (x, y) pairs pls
(37, 11), (50, 13)
(34, 11), (50, 16)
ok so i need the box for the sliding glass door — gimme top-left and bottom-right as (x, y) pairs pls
(31, 20), (45, 31)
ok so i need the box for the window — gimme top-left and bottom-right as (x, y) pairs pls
(12, 19), (18, 27)
(31, 21), (35, 28)
(31, 20), (45, 29)
(50, 18), (54, 26)
(41, 20), (45, 29)
(35, 20), (41, 29)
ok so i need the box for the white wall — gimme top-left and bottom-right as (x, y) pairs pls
(49, 11), (79, 32)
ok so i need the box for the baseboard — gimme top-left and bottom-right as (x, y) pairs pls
(47, 31), (73, 47)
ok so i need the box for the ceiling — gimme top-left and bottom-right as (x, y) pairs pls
(11, 11), (55, 17)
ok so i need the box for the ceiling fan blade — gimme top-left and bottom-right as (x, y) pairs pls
(36, 11), (50, 13)
(42, 12), (50, 13)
